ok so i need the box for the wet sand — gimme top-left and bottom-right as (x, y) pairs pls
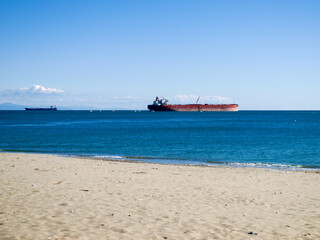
(0, 152), (319, 239)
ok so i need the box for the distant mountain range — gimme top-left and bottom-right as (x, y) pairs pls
(0, 103), (132, 110)
(0, 103), (25, 110)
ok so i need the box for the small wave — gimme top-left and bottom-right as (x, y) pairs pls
(231, 162), (299, 168)
(94, 155), (125, 160)
(93, 155), (174, 161)
(205, 161), (317, 170)
(60, 154), (320, 171)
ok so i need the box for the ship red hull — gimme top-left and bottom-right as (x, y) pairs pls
(148, 104), (238, 112)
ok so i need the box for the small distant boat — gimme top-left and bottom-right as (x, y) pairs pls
(25, 105), (57, 111)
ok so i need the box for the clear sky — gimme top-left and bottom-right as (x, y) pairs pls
(0, 0), (319, 109)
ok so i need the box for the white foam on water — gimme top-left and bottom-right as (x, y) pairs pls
(58, 154), (317, 171)
(94, 155), (124, 160)
(207, 161), (314, 171)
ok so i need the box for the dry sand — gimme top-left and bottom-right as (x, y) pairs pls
(0, 152), (319, 240)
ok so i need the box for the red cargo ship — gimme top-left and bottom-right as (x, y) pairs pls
(148, 97), (238, 112)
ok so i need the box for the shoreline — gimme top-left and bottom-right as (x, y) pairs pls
(1, 150), (319, 172)
(1, 152), (320, 239)
(79, 156), (320, 173)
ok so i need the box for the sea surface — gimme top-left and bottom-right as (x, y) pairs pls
(1, 110), (320, 170)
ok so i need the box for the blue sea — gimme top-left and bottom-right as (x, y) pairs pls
(0, 110), (319, 170)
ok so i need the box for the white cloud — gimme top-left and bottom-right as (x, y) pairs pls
(171, 94), (233, 104)
(0, 85), (65, 105)
(0, 85), (147, 109)
(172, 94), (198, 102)
(125, 96), (140, 100)
(19, 84), (64, 94)
(201, 95), (232, 103)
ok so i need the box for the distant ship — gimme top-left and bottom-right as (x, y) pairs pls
(148, 97), (238, 112)
(25, 105), (58, 111)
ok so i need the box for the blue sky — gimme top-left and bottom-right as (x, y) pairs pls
(0, 0), (319, 109)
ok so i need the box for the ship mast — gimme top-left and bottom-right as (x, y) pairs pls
(196, 96), (200, 104)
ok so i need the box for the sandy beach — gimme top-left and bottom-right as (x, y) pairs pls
(0, 152), (319, 239)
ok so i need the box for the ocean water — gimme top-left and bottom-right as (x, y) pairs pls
(0, 110), (320, 170)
